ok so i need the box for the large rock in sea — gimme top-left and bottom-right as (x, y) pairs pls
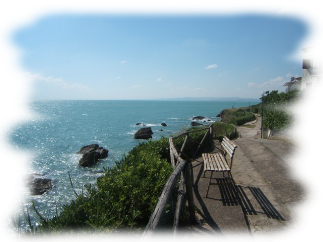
(134, 127), (153, 139)
(27, 176), (53, 195)
(21, 173), (53, 195)
(192, 116), (205, 121)
(77, 144), (109, 167)
(191, 121), (203, 126)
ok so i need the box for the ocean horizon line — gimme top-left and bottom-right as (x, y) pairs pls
(29, 97), (260, 102)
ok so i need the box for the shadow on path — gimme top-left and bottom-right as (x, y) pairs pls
(192, 161), (222, 234)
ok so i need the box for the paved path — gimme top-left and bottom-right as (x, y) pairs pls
(179, 117), (305, 238)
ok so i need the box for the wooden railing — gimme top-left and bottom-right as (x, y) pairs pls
(143, 124), (214, 236)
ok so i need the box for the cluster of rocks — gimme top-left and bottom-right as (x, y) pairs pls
(191, 116), (213, 126)
(27, 144), (109, 196)
(77, 144), (109, 167)
(134, 122), (167, 140)
(26, 174), (53, 195)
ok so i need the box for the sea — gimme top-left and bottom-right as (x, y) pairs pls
(8, 100), (257, 230)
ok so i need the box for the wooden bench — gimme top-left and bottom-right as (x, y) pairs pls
(202, 136), (237, 198)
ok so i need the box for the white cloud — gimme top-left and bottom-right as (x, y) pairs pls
(270, 76), (283, 82)
(248, 76), (286, 89)
(157, 77), (162, 82)
(24, 72), (89, 90)
(205, 64), (218, 70)
(277, 4), (297, 14)
(254, 67), (259, 71)
(120, 60), (127, 64)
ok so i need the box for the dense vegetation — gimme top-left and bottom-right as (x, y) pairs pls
(220, 107), (256, 126)
(212, 122), (238, 140)
(32, 138), (172, 234)
(262, 88), (323, 140)
(30, 126), (210, 235)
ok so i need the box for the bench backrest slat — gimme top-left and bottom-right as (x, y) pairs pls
(220, 136), (237, 170)
(221, 137), (236, 156)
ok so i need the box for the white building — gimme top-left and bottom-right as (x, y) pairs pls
(301, 46), (321, 90)
(284, 77), (302, 93)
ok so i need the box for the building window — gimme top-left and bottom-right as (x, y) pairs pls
(303, 59), (312, 69)
(306, 82), (312, 89)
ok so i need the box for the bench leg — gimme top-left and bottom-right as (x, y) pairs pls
(205, 171), (214, 198)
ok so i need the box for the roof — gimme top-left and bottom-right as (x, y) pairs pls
(302, 43), (323, 51)
(283, 77), (302, 87)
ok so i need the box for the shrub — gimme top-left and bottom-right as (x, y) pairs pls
(220, 108), (256, 126)
(212, 122), (238, 140)
(263, 88), (323, 140)
(36, 138), (173, 233)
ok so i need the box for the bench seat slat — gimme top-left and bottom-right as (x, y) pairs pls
(214, 153), (223, 171)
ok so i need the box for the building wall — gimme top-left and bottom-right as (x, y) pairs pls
(289, 83), (301, 92)
(301, 47), (321, 91)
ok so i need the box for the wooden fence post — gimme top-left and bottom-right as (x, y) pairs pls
(185, 162), (196, 224)
(209, 124), (214, 147)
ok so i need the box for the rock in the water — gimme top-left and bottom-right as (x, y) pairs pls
(161, 122), (167, 126)
(77, 144), (109, 167)
(192, 116), (205, 120)
(191, 121), (203, 126)
(28, 177), (53, 195)
(97, 147), (108, 159)
(79, 151), (100, 167)
(134, 127), (153, 139)
(77, 144), (99, 155)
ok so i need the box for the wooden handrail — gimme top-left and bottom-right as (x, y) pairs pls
(143, 124), (213, 236)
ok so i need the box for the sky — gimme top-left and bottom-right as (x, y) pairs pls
(12, 14), (308, 100)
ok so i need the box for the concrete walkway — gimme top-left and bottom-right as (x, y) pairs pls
(180, 116), (305, 238)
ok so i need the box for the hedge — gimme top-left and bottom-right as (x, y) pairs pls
(262, 88), (323, 140)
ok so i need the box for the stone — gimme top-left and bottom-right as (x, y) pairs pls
(79, 151), (100, 167)
(77, 144), (109, 167)
(77, 144), (99, 155)
(192, 116), (205, 120)
(134, 127), (153, 139)
(191, 121), (203, 126)
(28, 177), (53, 195)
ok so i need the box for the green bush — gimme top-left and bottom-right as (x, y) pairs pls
(263, 88), (323, 140)
(36, 138), (173, 233)
(172, 126), (212, 157)
(236, 113), (256, 126)
(212, 122), (238, 140)
(32, 126), (215, 234)
(220, 108), (256, 126)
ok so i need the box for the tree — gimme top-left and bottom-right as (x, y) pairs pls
(314, 3), (323, 18)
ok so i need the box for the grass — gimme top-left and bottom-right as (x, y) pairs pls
(270, 134), (323, 163)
